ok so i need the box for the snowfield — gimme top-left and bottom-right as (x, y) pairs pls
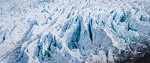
(0, 0), (150, 63)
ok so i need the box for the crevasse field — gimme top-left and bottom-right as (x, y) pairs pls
(0, 0), (150, 63)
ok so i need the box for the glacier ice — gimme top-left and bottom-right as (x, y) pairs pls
(0, 0), (150, 63)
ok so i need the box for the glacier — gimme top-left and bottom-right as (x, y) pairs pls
(0, 0), (150, 63)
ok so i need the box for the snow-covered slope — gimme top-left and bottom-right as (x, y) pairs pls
(0, 0), (150, 63)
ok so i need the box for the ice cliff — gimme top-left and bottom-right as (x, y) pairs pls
(0, 0), (150, 63)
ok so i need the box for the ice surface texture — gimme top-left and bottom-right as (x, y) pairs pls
(0, 0), (150, 63)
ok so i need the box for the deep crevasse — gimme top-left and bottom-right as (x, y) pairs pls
(0, 0), (150, 63)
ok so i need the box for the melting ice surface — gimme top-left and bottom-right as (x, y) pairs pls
(0, 0), (150, 63)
